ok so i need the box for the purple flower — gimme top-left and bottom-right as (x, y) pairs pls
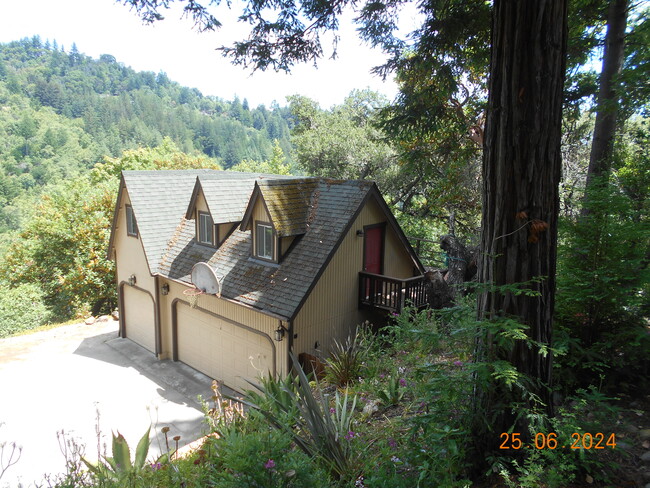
(345, 431), (356, 440)
(399, 378), (407, 387)
(150, 462), (162, 471)
(388, 438), (397, 449)
(453, 360), (463, 367)
(264, 459), (276, 470)
(330, 407), (336, 414)
(379, 373), (386, 380)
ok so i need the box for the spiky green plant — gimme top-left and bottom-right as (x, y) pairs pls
(233, 354), (359, 481)
(324, 333), (363, 386)
(81, 426), (165, 480)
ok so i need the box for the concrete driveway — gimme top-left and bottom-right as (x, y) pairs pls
(0, 319), (217, 487)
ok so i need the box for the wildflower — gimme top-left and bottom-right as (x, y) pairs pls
(388, 438), (397, 449)
(355, 475), (366, 487)
(379, 373), (385, 379)
(345, 431), (356, 440)
(150, 462), (162, 470)
(329, 407), (336, 414)
(399, 378), (407, 387)
(453, 360), (463, 367)
(264, 459), (276, 470)
(391, 455), (402, 463)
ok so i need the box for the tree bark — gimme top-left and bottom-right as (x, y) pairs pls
(474, 0), (567, 457)
(584, 0), (628, 190)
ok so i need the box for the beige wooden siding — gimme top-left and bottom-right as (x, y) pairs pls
(114, 191), (156, 293)
(176, 303), (274, 393)
(280, 235), (296, 258)
(218, 223), (237, 244)
(158, 279), (288, 377)
(113, 190), (157, 354)
(123, 286), (156, 353)
(195, 189), (209, 214)
(383, 223), (414, 279)
(293, 195), (416, 358)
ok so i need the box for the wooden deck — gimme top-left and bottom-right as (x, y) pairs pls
(358, 271), (428, 313)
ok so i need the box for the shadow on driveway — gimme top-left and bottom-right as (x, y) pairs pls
(73, 332), (221, 410)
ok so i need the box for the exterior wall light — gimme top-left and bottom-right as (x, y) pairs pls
(356, 229), (364, 237)
(274, 325), (285, 342)
(161, 283), (170, 295)
(128, 274), (137, 286)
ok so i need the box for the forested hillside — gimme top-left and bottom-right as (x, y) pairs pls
(0, 36), (293, 232)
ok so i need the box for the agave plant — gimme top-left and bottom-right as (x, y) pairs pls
(232, 353), (359, 481)
(81, 426), (166, 480)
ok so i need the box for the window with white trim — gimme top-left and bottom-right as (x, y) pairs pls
(126, 204), (138, 237)
(198, 211), (215, 246)
(256, 222), (274, 260)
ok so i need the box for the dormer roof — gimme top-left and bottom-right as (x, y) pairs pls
(240, 178), (319, 237)
(185, 171), (293, 224)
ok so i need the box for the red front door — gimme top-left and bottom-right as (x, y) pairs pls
(364, 226), (383, 274)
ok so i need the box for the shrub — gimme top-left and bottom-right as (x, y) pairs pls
(555, 179), (650, 393)
(236, 354), (361, 481)
(0, 283), (50, 337)
(324, 332), (363, 386)
(206, 426), (329, 488)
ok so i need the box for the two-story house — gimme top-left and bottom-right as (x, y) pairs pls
(107, 170), (425, 392)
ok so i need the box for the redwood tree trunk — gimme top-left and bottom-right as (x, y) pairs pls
(584, 0), (628, 190)
(474, 0), (567, 453)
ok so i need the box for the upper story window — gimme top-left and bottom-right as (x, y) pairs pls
(198, 211), (215, 246)
(125, 204), (138, 237)
(256, 222), (274, 261)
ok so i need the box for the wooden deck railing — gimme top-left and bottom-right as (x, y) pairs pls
(358, 272), (428, 313)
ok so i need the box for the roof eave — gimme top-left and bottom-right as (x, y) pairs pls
(239, 182), (261, 231)
(184, 177), (202, 220)
(106, 173), (126, 261)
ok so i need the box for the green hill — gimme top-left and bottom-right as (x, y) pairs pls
(0, 36), (294, 232)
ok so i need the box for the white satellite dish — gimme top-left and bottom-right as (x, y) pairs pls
(191, 262), (224, 297)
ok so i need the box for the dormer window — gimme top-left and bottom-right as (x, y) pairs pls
(198, 211), (215, 246)
(256, 222), (275, 261)
(126, 204), (138, 237)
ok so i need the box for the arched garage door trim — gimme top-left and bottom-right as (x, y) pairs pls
(118, 281), (160, 355)
(171, 298), (276, 378)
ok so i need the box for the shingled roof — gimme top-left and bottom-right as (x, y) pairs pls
(110, 170), (417, 321)
(241, 178), (321, 237)
(158, 177), (375, 320)
(108, 170), (280, 274)
(185, 172), (294, 224)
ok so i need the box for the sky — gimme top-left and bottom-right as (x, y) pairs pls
(0, 0), (418, 108)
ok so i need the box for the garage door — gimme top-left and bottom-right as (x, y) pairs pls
(123, 286), (156, 353)
(177, 304), (274, 392)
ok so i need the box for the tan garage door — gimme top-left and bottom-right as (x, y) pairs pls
(177, 304), (273, 392)
(123, 286), (156, 353)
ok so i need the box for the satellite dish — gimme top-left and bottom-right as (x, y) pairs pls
(191, 262), (224, 297)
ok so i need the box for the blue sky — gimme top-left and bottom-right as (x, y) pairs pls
(0, 0), (419, 108)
